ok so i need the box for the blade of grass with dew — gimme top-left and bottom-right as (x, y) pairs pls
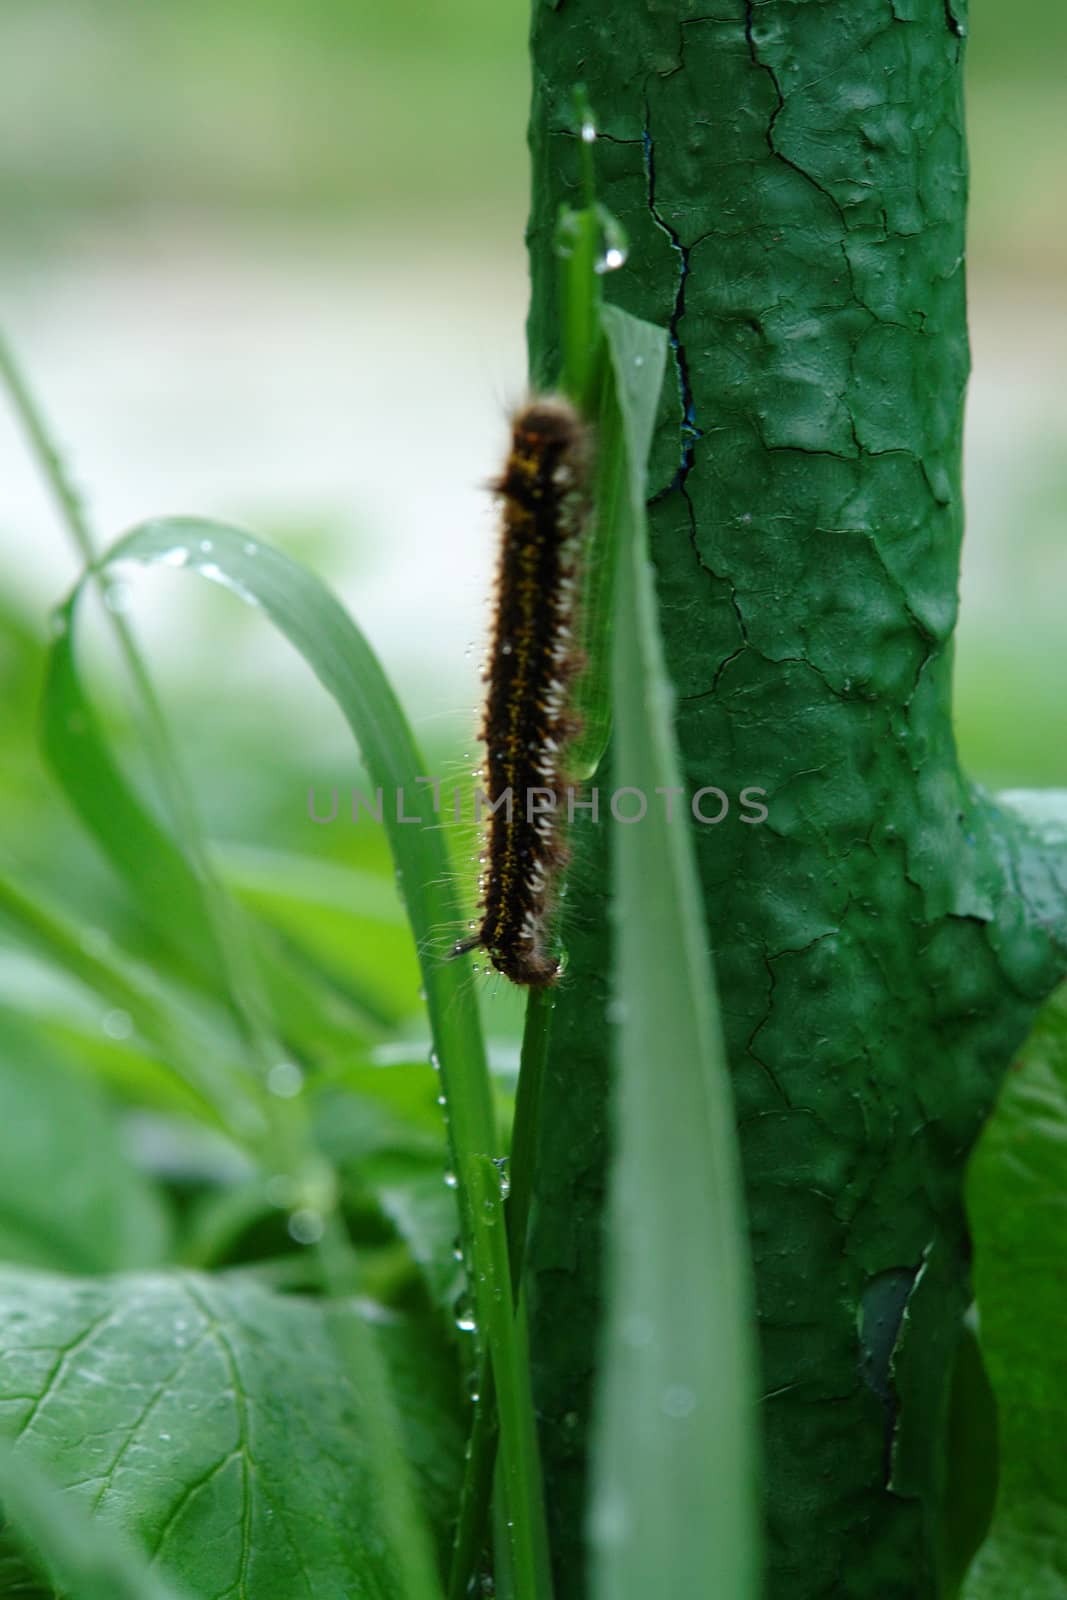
(65, 519), (552, 1600)
(448, 986), (556, 1598)
(588, 304), (760, 1600)
(555, 88), (627, 785)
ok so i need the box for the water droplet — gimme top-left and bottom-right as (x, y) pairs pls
(634, 354), (645, 368)
(589, 1488), (626, 1546)
(267, 1061), (304, 1099)
(158, 1431), (171, 1442)
(288, 1208), (325, 1245)
(443, 1170), (459, 1190)
(596, 246), (626, 274)
(661, 1384), (696, 1419)
(493, 1156), (511, 1200)
(455, 1310), (477, 1333)
(198, 538), (214, 554)
(429, 1050), (441, 1072)
(436, 1093), (447, 1107)
(243, 541), (257, 556)
(501, 641), (513, 655)
(581, 119), (596, 143)
(159, 547), (189, 568)
(102, 1007), (133, 1041)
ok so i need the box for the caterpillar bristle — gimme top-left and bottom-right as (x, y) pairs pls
(459, 394), (592, 988)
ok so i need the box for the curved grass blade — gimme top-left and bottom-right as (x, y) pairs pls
(41, 616), (224, 998)
(589, 305), (760, 1600)
(66, 518), (550, 1600)
(44, 607), (358, 1076)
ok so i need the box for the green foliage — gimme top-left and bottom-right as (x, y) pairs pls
(0, 1269), (448, 1597)
(0, 165), (743, 1588)
(0, 1009), (170, 1273)
(0, 1439), (192, 1600)
(0, 8), (1062, 1592)
(962, 980), (1067, 1598)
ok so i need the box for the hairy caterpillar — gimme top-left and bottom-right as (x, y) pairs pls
(453, 396), (592, 987)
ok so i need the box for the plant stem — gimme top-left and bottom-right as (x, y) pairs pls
(448, 988), (556, 1599)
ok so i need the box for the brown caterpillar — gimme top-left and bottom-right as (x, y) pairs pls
(453, 396), (592, 987)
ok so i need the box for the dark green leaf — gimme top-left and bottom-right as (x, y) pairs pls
(0, 1268), (448, 1598)
(962, 978), (1067, 1599)
(0, 1437), (192, 1600)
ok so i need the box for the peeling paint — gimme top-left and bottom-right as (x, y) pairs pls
(524, 2), (1067, 1596)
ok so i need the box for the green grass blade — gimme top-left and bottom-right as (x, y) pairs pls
(42, 610), (226, 997)
(589, 306), (761, 1599)
(0, 870), (257, 1133)
(448, 986), (556, 1599)
(75, 518), (550, 1598)
(3, 336), (282, 1078)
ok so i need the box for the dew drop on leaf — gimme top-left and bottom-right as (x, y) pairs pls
(288, 1208), (325, 1245)
(267, 1061), (304, 1099)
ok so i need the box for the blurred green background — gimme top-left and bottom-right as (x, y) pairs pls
(0, 0), (1063, 869)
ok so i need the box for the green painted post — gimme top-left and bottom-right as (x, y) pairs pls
(524, 4), (1067, 1595)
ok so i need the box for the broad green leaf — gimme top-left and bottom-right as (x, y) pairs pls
(589, 306), (760, 1599)
(961, 978), (1067, 1600)
(939, 1313), (998, 1597)
(0, 1436), (192, 1600)
(0, 1009), (170, 1274)
(0, 1268), (449, 1599)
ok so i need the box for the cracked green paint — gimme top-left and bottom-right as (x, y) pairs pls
(525, 3), (1067, 1596)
